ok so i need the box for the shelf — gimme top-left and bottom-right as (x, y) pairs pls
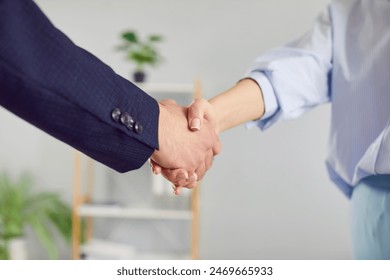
(78, 204), (192, 220)
(136, 83), (194, 95)
(80, 239), (190, 260)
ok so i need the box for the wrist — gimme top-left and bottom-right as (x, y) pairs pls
(208, 99), (223, 134)
(209, 79), (264, 133)
(154, 103), (166, 154)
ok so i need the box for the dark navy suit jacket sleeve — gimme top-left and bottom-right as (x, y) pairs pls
(0, 0), (160, 172)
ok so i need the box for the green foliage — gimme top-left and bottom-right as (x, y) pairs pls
(117, 30), (163, 72)
(0, 173), (72, 259)
(0, 240), (8, 259)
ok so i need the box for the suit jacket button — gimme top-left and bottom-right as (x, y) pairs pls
(134, 122), (143, 134)
(126, 118), (135, 130)
(120, 112), (134, 130)
(111, 108), (121, 122)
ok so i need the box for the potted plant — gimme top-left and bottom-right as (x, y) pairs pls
(0, 173), (72, 259)
(117, 30), (163, 83)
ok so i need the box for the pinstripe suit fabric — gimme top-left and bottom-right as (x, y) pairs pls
(0, 0), (159, 172)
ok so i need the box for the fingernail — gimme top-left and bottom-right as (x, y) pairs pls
(172, 186), (179, 196)
(190, 118), (201, 130)
(188, 173), (198, 182)
(176, 172), (189, 180)
(154, 166), (161, 175)
(175, 187), (181, 196)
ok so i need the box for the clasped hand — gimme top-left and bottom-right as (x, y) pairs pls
(150, 99), (218, 195)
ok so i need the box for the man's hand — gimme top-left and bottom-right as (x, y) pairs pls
(150, 99), (221, 192)
(151, 99), (220, 194)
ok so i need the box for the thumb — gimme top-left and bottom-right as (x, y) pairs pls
(187, 98), (216, 131)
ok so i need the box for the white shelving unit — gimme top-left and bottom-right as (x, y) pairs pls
(72, 82), (202, 260)
(80, 238), (191, 260)
(78, 204), (192, 220)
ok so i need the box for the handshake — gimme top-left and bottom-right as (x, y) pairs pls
(149, 79), (264, 195)
(150, 98), (220, 195)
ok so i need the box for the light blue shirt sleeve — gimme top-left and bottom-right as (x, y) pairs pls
(245, 6), (333, 131)
(245, 71), (279, 130)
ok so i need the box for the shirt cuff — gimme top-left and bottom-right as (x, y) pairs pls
(245, 71), (279, 128)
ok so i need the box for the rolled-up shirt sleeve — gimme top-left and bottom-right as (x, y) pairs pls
(245, 6), (333, 131)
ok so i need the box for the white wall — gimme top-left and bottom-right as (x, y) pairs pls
(0, 0), (352, 259)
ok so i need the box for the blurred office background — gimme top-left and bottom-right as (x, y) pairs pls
(0, 0), (352, 259)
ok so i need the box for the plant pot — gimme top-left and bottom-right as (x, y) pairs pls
(133, 71), (146, 83)
(9, 238), (28, 260)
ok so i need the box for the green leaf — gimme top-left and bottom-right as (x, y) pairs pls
(47, 202), (72, 243)
(29, 216), (58, 259)
(122, 31), (138, 43)
(148, 35), (162, 42)
(115, 45), (130, 52)
(0, 241), (9, 260)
